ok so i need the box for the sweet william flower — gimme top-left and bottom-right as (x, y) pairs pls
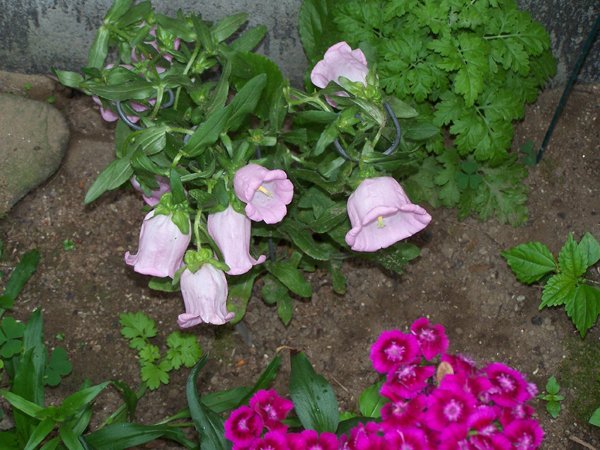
(370, 330), (420, 374)
(249, 389), (294, 432)
(224, 405), (264, 448)
(207, 205), (266, 275)
(410, 317), (449, 360)
(131, 176), (170, 206)
(125, 210), (190, 278)
(178, 263), (234, 327)
(345, 177), (431, 252)
(311, 41), (369, 89)
(234, 164), (294, 224)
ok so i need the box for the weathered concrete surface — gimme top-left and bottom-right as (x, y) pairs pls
(0, 1), (597, 85)
(0, 93), (70, 216)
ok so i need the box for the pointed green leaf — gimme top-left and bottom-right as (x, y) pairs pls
(84, 157), (133, 204)
(290, 352), (339, 433)
(359, 381), (387, 418)
(502, 242), (557, 284)
(565, 284), (600, 337)
(0, 249), (40, 309)
(545, 376), (560, 395)
(279, 221), (331, 261)
(0, 390), (45, 418)
(267, 262), (312, 298)
(578, 232), (600, 268)
(298, 0), (339, 64)
(211, 13), (248, 42)
(277, 295), (294, 326)
(540, 273), (576, 308)
(24, 418), (56, 450)
(186, 356), (228, 450)
(558, 233), (588, 278)
(84, 423), (193, 449)
(228, 271), (259, 324)
(230, 25), (267, 52)
(237, 355), (282, 407)
(590, 407), (600, 427)
(88, 26), (109, 68)
(58, 425), (85, 450)
(59, 382), (110, 418)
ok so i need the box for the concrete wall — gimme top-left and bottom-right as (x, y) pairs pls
(0, 0), (597, 86)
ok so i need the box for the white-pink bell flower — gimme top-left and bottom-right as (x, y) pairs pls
(233, 164), (294, 224)
(207, 205), (266, 275)
(310, 41), (369, 89)
(345, 177), (431, 252)
(125, 210), (191, 278)
(178, 264), (234, 327)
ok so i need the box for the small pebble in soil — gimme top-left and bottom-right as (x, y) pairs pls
(531, 315), (543, 325)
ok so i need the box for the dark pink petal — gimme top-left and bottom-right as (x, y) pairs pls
(249, 430), (290, 450)
(381, 365), (435, 401)
(249, 389), (294, 431)
(224, 406), (264, 447)
(485, 363), (530, 407)
(504, 419), (544, 449)
(370, 330), (420, 374)
(410, 317), (449, 360)
(425, 384), (477, 431)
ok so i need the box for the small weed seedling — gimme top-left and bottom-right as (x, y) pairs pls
(503, 232), (600, 337)
(119, 312), (202, 389)
(539, 376), (564, 419)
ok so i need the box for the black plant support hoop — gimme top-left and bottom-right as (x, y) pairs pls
(334, 102), (401, 162)
(115, 88), (175, 130)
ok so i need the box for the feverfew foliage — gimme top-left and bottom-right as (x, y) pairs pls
(119, 312), (202, 389)
(539, 376), (564, 419)
(502, 232), (600, 337)
(301, 0), (556, 224)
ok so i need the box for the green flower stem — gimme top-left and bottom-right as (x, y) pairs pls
(284, 87), (332, 112)
(171, 152), (183, 168)
(175, 45), (201, 109)
(194, 210), (203, 251)
(168, 127), (195, 136)
(150, 85), (165, 119)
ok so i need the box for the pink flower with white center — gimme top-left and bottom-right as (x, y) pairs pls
(503, 419), (544, 450)
(207, 205), (266, 275)
(370, 330), (420, 374)
(496, 404), (535, 428)
(287, 430), (338, 450)
(424, 384), (477, 431)
(410, 317), (449, 360)
(380, 395), (426, 429)
(125, 210), (190, 278)
(249, 430), (290, 450)
(224, 405), (264, 447)
(485, 363), (530, 408)
(441, 374), (492, 405)
(385, 427), (430, 450)
(466, 407), (499, 437)
(381, 364), (435, 401)
(311, 42), (369, 89)
(234, 164), (294, 224)
(339, 422), (387, 450)
(249, 390), (294, 432)
(178, 264), (235, 327)
(130, 176), (170, 206)
(345, 177), (431, 252)
(437, 424), (469, 450)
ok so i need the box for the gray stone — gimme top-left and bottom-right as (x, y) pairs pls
(0, 93), (70, 216)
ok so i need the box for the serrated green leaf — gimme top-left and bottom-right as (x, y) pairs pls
(141, 362), (169, 390)
(558, 233), (588, 278)
(166, 331), (202, 369)
(299, 0), (339, 65)
(502, 241), (557, 284)
(454, 33), (488, 106)
(578, 232), (600, 268)
(540, 273), (577, 308)
(138, 345), (160, 363)
(565, 284), (600, 337)
(119, 312), (157, 340)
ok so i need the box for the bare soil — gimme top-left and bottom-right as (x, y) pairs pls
(0, 80), (599, 449)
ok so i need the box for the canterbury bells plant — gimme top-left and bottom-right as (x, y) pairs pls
(57, 1), (434, 326)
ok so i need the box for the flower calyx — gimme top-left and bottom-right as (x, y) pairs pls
(184, 248), (229, 274)
(155, 192), (191, 235)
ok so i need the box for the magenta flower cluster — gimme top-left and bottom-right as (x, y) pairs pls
(224, 318), (544, 450)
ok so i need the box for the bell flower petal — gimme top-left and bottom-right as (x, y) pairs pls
(207, 205), (266, 275)
(345, 177), (431, 252)
(178, 264), (234, 327)
(131, 176), (170, 206)
(233, 164), (294, 224)
(310, 41), (368, 89)
(125, 210), (191, 278)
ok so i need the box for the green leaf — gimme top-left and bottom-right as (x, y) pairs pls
(88, 26), (109, 68)
(363, 243), (421, 274)
(202, 386), (252, 413)
(84, 423), (193, 449)
(267, 262), (312, 298)
(104, 0), (133, 23)
(230, 25), (267, 52)
(0, 249), (40, 309)
(454, 33), (488, 106)
(84, 157), (133, 204)
(277, 295), (294, 326)
(119, 312), (157, 340)
(211, 13), (248, 42)
(502, 242), (557, 284)
(359, 380), (387, 418)
(44, 347), (73, 387)
(578, 232), (600, 268)
(147, 277), (178, 292)
(58, 425), (85, 450)
(186, 356), (228, 450)
(546, 376), (560, 395)
(226, 73), (267, 130)
(53, 70), (83, 89)
(59, 382), (110, 418)
(141, 362), (169, 390)
(262, 276), (288, 305)
(24, 418), (55, 450)
(237, 355), (282, 407)
(299, 0), (339, 64)
(228, 271), (259, 324)
(0, 390), (45, 418)
(165, 331), (202, 370)
(279, 221), (331, 261)
(590, 407), (600, 427)
(558, 233), (588, 278)
(565, 284), (600, 338)
(540, 273), (577, 308)
(546, 400), (561, 419)
(182, 108), (231, 157)
(289, 352), (339, 433)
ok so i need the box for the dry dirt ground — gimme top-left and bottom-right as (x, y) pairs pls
(0, 78), (599, 449)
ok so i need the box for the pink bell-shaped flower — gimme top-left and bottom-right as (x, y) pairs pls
(178, 264), (234, 327)
(124, 210), (191, 278)
(130, 176), (170, 206)
(207, 205), (266, 275)
(233, 164), (294, 224)
(310, 41), (369, 89)
(345, 177), (431, 252)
